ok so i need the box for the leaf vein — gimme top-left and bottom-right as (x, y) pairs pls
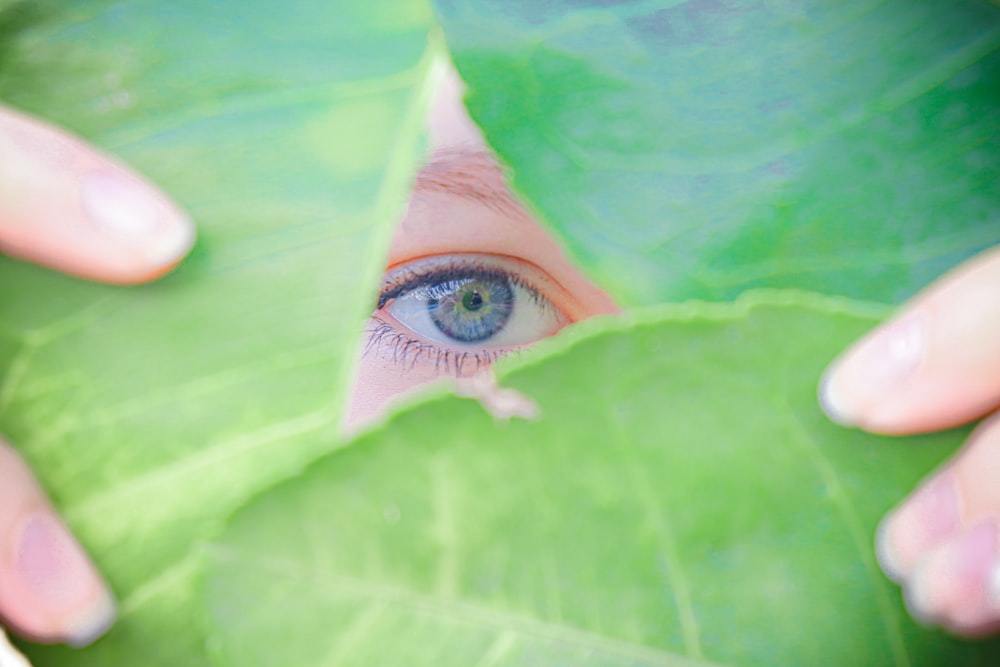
(608, 405), (704, 661)
(209, 546), (727, 667)
(778, 380), (910, 667)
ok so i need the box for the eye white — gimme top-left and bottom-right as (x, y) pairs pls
(386, 281), (563, 348)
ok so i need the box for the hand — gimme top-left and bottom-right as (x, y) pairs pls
(0, 104), (194, 647)
(821, 246), (1000, 636)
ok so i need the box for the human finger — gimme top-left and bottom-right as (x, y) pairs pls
(0, 104), (194, 284)
(820, 246), (1000, 434)
(876, 414), (1000, 635)
(0, 439), (115, 646)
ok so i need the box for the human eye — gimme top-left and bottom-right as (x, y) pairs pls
(344, 145), (619, 431)
(367, 253), (571, 373)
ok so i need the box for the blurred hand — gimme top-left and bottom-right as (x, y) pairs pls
(0, 104), (194, 648)
(821, 246), (1000, 635)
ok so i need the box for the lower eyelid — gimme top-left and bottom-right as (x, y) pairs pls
(364, 315), (513, 376)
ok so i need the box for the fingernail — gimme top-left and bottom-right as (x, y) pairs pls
(81, 170), (194, 267)
(15, 512), (117, 647)
(906, 521), (998, 627)
(877, 471), (959, 581)
(820, 313), (925, 426)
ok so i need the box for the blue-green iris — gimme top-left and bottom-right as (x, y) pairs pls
(428, 277), (514, 343)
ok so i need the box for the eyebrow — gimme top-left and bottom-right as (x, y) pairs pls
(412, 146), (530, 218)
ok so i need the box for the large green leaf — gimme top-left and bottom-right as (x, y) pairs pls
(201, 292), (1000, 666)
(0, 1), (439, 664)
(5, 2), (998, 665)
(433, 0), (1000, 306)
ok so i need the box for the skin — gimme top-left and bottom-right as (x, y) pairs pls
(0, 103), (194, 650)
(821, 246), (1000, 635)
(1, 69), (999, 655)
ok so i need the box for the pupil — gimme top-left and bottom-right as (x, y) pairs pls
(463, 291), (484, 311)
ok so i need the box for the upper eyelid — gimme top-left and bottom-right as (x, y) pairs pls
(413, 148), (526, 219)
(378, 270), (542, 311)
(377, 260), (532, 308)
(376, 253), (569, 315)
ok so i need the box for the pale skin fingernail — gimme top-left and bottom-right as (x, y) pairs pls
(877, 471), (959, 582)
(905, 521), (999, 630)
(14, 511), (116, 647)
(820, 312), (925, 427)
(81, 170), (194, 268)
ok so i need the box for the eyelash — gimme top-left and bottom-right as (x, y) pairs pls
(364, 256), (553, 374)
(375, 259), (546, 310)
(363, 316), (513, 375)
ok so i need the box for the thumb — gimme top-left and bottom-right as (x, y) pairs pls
(0, 439), (115, 647)
(0, 104), (194, 284)
(820, 245), (1000, 434)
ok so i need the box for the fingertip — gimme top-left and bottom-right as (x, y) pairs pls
(0, 105), (196, 285)
(129, 255), (189, 285)
(63, 590), (116, 649)
(817, 363), (858, 428)
(902, 567), (941, 629)
(78, 169), (196, 278)
(875, 471), (961, 582)
(875, 514), (905, 583)
(147, 212), (196, 274)
(817, 312), (927, 433)
(89, 210), (196, 286)
(2, 510), (117, 647)
(880, 419), (1000, 635)
(899, 521), (1000, 635)
(0, 442), (116, 648)
(820, 248), (1000, 435)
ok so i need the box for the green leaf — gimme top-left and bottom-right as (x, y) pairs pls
(433, 0), (1000, 306)
(0, 1), (439, 664)
(201, 291), (1000, 666)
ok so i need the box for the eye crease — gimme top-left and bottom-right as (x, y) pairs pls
(367, 254), (570, 373)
